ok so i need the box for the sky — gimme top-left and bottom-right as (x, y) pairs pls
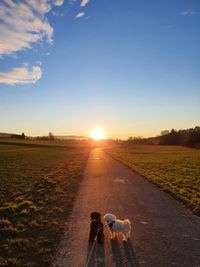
(0, 0), (199, 139)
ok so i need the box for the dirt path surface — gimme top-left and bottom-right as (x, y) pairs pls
(53, 148), (200, 267)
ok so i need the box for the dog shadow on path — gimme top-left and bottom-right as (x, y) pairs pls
(111, 238), (124, 267)
(111, 238), (139, 267)
(123, 239), (140, 267)
(86, 243), (105, 267)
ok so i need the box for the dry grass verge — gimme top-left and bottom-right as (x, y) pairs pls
(105, 145), (200, 215)
(0, 141), (90, 266)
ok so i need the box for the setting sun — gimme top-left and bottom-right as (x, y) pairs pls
(90, 127), (106, 141)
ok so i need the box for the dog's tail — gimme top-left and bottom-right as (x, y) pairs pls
(124, 219), (131, 225)
(124, 219), (131, 234)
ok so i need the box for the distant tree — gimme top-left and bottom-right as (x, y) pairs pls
(194, 126), (200, 131)
(49, 132), (54, 140)
(21, 133), (25, 139)
(148, 126), (200, 148)
(160, 130), (169, 135)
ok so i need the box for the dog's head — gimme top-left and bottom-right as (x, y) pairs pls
(90, 211), (101, 220)
(103, 213), (117, 223)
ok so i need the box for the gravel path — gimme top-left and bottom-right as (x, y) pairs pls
(53, 148), (200, 267)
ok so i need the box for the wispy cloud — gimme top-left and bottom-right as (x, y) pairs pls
(181, 10), (196, 16)
(0, 65), (42, 85)
(0, 0), (64, 57)
(80, 0), (90, 7)
(0, 0), (64, 85)
(75, 12), (85, 18)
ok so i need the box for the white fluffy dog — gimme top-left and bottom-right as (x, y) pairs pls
(103, 213), (131, 241)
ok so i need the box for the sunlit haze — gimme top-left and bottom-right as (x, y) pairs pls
(0, 0), (199, 139)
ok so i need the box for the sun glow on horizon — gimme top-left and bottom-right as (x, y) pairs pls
(90, 127), (106, 140)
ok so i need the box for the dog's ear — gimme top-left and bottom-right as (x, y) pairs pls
(103, 214), (108, 220)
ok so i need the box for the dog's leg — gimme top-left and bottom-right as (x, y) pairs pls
(122, 234), (128, 242)
(110, 230), (115, 240)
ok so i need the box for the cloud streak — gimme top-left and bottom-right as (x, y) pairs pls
(0, 65), (42, 85)
(0, 0), (64, 57)
(181, 10), (195, 16)
(75, 12), (85, 18)
(80, 0), (90, 7)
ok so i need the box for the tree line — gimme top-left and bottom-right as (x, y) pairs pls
(128, 126), (200, 148)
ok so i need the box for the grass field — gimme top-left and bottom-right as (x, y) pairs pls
(0, 139), (90, 266)
(105, 145), (200, 214)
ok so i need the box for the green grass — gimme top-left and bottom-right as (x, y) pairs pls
(105, 145), (200, 214)
(0, 140), (90, 266)
(0, 137), (91, 148)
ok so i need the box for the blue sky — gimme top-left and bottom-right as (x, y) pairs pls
(0, 0), (199, 138)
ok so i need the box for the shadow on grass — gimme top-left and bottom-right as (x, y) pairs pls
(86, 242), (105, 267)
